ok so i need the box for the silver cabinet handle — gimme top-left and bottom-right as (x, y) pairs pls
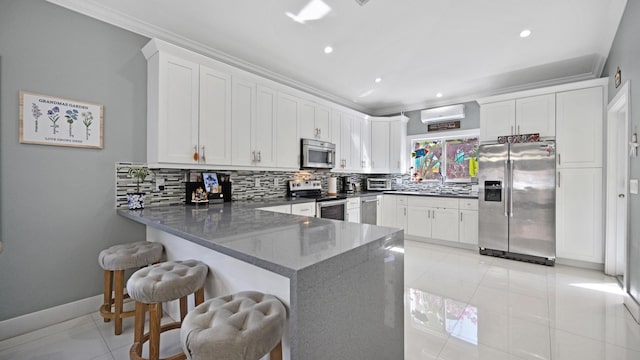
(372, 160), (375, 168)
(318, 128), (321, 137)
(460, 212), (463, 222)
(558, 153), (561, 165)
(558, 171), (560, 188)
(194, 145), (199, 162)
(252, 151), (256, 162)
(403, 207), (406, 216)
(258, 151), (262, 162)
(201, 145), (206, 163)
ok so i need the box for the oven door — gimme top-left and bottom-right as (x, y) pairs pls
(316, 200), (347, 221)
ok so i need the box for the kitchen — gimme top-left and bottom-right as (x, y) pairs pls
(2, 0), (640, 359)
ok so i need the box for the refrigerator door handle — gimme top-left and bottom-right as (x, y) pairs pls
(504, 160), (509, 217)
(509, 159), (514, 217)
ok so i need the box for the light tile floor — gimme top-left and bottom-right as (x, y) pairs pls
(1, 240), (640, 359)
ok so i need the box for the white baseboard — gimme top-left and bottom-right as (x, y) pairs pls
(624, 294), (640, 325)
(0, 294), (103, 341)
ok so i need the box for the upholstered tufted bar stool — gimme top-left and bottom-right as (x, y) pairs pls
(180, 291), (287, 360)
(98, 241), (164, 335)
(127, 259), (208, 360)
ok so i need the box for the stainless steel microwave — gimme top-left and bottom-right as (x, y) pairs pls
(301, 138), (336, 169)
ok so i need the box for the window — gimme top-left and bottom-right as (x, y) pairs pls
(410, 131), (479, 183)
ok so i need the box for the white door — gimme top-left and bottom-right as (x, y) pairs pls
(515, 94), (555, 137)
(459, 210), (479, 245)
(331, 110), (344, 169)
(371, 121), (390, 170)
(199, 65), (231, 165)
(407, 207), (430, 237)
(255, 85), (277, 167)
(341, 115), (353, 170)
(380, 195), (397, 227)
(300, 100), (316, 140)
(556, 86), (604, 168)
(231, 78), (256, 166)
(276, 92), (301, 169)
(431, 208), (459, 242)
(605, 81), (630, 276)
(361, 117), (372, 171)
(480, 100), (515, 143)
(389, 120), (406, 172)
(159, 54), (200, 163)
(350, 116), (362, 171)
(315, 105), (331, 141)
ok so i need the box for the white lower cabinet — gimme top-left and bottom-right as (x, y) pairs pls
(347, 197), (360, 223)
(459, 210), (479, 245)
(556, 167), (604, 263)
(291, 202), (316, 217)
(257, 205), (291, 214)
(407, 197), (459, 242)
(381, 195), (407, 231)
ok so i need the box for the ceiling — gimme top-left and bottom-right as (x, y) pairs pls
(49, 0), (627, 116)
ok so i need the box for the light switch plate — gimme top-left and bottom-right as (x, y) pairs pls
(630, 179), (639, 195)
(396, 178), (402, 185)
(155, 178), (165, 192)
(255, 178), (260, 188)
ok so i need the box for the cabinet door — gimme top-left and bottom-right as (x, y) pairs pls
(389, 120), (406, 173)
(407, 207), (431, 237)
(255, 85), (277, 167)
(556, 87), (603, 168)
(431, 208), (459, 242)
(199, 66), (231, 165)
(556, 167), (604, 263)
(480, 100), (515, 143)
(347, 207), (360, 223)
(380, 195), (397, 227)
(459, 210), (479, 245)
(515, 94), (556, 137)
(371, 121), (390, 170)
(315, 105), (331, 141)
(158, 54), (200, 163)
(276, 92), (301, 168)
(349, 116), (362, 171)
(361, 117), (372, 171)
(397, 205), (408, 232)
(331, 110), (344, 169)
(300, 100), (316, 140)
(231, 78), (256, 166)
(341, 115), (353, 170)
(376, 195), (383, 225)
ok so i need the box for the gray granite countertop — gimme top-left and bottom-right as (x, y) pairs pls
(118, 204), (401, 278)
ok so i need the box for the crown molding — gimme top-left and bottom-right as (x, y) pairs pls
(46, 0), (371, 114)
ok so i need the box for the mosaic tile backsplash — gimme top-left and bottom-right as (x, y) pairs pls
(115, 163), (474, 208)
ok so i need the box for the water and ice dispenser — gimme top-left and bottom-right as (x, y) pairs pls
(484, 181), (502, 202)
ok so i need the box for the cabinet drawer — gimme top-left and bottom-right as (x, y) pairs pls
(459, 199), (478, 210)
(396, 196), (408, 206)
(291, 202), (316, 217)
(408, 196), (458, 209)
(347, 197), (360, 208)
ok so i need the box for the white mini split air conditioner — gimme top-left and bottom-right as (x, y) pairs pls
(420, 104), (465, 123)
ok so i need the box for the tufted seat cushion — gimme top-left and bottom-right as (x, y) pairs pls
(98, 241), (163, 271)
(181, 291), (286, 360)
(126, 259), (208, 304)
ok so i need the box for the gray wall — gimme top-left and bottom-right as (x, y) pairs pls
(0, 0), (148, 320)
(406, 101), (480, 136)
(602, 1), (640, 304)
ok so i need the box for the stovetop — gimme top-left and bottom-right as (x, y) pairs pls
(288, 179), (347, 202)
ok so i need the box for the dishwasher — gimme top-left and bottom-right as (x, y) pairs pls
(360, 195), (379, 225)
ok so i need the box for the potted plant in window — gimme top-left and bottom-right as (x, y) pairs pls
(119, 165), (154, 209)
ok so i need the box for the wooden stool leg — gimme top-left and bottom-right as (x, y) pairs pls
(130, 301), (146, 359)
(270, 341), (282, 360)
(149, 303), (162, 360)
(103, 270), (113, 323)
(194, 287), (204, 306)
(114, 270), (125, 335)
(179, 296), (188, 322)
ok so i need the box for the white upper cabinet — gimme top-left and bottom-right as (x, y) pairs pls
(231, 77), (256, 166)
(276, 92), (301, 169)
(300, 100), (331, 141)
(360, 117), (371, 171)
(350, 115), (362, 171)
(479, 93), (556, 143)
(371, 120), (389, 171)
(199, 65), (232, 165)
(148, 53), (200, 164)
(389, 118), (407, 173)
(556, 86), (603, 168)
(255, 85), (277, 167)
(515, 94), (556, 137)
(479, 100), (515, 143)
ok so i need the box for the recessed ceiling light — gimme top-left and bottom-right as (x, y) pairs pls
(324, 46), (333, 54)
(436, 93), (443, 98)
(520, 29), (532, 38)
(374, 77), (382, 83)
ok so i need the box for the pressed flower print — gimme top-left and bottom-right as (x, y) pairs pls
(48, 106), (60, 134)
(32, 103), (42, 132)
(82, 111), (93, 140)
(65, 109), (79, 137)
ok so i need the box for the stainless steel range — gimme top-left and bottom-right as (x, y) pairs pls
(289, 180), (347, 221)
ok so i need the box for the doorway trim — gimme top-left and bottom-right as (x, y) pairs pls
(605, 80), (630, 280)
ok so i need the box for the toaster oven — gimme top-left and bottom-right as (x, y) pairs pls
(366, 178), (392, 191)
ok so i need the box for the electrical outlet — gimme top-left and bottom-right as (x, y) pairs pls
(274, 178), (280, 186)
(396, 178), (402, 185)
(631, 179), (639, 195)
(155, 178), (165, 192)
(255, 178), (260, 188)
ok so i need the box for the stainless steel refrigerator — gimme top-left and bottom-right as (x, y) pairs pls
(478, 141), (556, 265)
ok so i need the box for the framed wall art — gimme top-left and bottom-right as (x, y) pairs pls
(19, 91), (104, 149)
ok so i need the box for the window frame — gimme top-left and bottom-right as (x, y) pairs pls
(407, 129), (480, 184)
